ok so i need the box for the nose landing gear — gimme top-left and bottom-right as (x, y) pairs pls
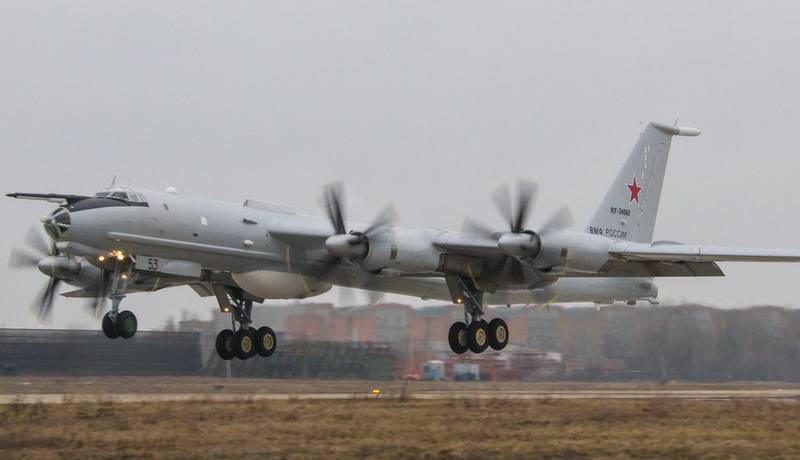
(446, 276), (509, 355)
(100, 254), (138, 339)
(102, 310), (138, 339)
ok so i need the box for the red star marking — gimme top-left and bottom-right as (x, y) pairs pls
(627, 177), (642, 203)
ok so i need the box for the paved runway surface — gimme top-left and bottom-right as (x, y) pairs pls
(3, 389), (800, 404)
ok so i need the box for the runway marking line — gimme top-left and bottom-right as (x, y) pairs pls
(1, 390), (799, 404)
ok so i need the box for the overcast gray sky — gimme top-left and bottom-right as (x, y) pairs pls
(2, 1), (800, 330)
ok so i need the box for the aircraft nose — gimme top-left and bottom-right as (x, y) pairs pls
(42, 207), (71, 240)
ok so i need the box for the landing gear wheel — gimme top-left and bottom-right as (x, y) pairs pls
(102, 312), (119, 339)
(448, 322), (468, 354)
(466, 320), (489, 354)
(116, 310), (138, 339)
(488, 318), (509, 350)
(215, 329), (235, 360)
(233, 328), (256, 360)
(255, 326), (277, 357)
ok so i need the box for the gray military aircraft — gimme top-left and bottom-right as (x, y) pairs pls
(9, 122), (800, 360)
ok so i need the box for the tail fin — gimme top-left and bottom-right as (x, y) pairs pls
(587, 122), (700, 243)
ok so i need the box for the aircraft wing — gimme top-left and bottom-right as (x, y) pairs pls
(609, 242), (800, 263)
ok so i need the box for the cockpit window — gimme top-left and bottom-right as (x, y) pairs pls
(94, 186), (148, 204)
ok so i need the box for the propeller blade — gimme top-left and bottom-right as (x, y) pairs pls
(514, 180), (538, 233)
(498, 257), (518, 285)
(519, 258), (545, 287)
(365, 289), (385, 306)
(86, 296), (107, 318)
(460, 217), (497, 238)
(323, 182), (346, 235)
(33, 277), (61, 322)
(338, 286), (385, 306)
(8, 248), (40, 269)
(86, 271), (110, 317)
(25, 226), (51, 257)
(497, 256), (544, 288)
(362, 204), (397, 237)
(337, 286), (357, 307)
(491, 183), (513, 231)
(306, 255), (341, 281)
(540, 206), (574, 234)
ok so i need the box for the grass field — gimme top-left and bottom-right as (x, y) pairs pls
(1, 397), (800, 459)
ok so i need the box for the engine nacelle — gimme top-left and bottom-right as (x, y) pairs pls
(37, 256), (80, 279)
(539, 230), (612, 273)
(36, 256), (106, 292)
(361, 228), (442, 274)
(231, 270), (331, 299)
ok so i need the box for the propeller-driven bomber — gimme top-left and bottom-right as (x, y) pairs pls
(8, 122), (800, 359)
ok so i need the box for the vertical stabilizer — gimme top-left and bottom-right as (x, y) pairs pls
(587, 122), (700, 243)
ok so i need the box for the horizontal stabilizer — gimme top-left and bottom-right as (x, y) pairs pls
(651, 123), (702, 137)
(7, 192), (90, 205)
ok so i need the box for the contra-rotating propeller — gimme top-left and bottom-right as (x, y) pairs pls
(10, 227), (110, 321)
(9, 227), (66, 321)
(463, 179), (573, 287)
(312, 183), (397, 284)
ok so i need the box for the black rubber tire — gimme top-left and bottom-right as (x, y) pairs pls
(466, 320), (489, 354)
(488, 318), (509, 351)
(215, 329), (235, 360)
(233, 328), (256, 360)
(116, 310), (138, 339)
(255, 326), (277, 357)
(102, 312), (119, 339)
(447, 322), (468, 354)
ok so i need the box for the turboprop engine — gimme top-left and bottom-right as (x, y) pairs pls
(460, 180), (574, 288)
(10, 227), (106, 320)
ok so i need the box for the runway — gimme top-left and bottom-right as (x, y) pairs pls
(3, 388), (800, 404)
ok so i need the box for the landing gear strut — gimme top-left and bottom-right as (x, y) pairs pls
(446, 276), (508, 354)
(101, 254), (138, 339)
(213, 287), (277, 360)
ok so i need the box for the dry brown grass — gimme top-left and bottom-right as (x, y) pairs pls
(1, 398), (799, 459)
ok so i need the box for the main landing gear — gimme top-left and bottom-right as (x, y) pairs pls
(213, 288), (277, 361)
(101, 253), (138, 339)
(446, 277), (509, 355)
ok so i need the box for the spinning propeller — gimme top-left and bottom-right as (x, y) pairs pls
(313, 183), (397, 282)
(463, 180), (573, 287)
(10, 227), (110, 321)
(9, 227), (66, 321)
